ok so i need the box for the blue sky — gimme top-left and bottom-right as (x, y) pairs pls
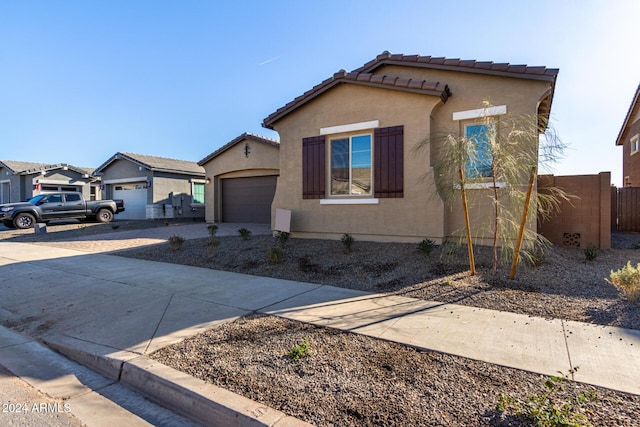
(1, 1), (638, 186)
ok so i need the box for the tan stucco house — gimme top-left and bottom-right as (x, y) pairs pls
(262, 51), (558, 243)
(198, 133), (279, 224)
(0, 161), (99, 203)
(94, 152), (205, 220)
(616, 83), (640, 187)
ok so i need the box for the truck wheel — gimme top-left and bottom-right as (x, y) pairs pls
(95, 209), (113, 223)
(13, 213), (36, 229)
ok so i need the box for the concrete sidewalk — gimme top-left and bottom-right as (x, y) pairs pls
(1, 240), (639, 423)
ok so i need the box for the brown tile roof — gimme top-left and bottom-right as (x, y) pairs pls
(355, 51), (559, 81)
(94, 152), (205, 176)
(198, 133), (279, 166)
(263, 70), (451, 129)
(615, 83), (640, 146)
(263, 51), (558, 130)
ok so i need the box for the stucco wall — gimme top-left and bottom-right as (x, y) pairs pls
(270, 70), (554, 243)
(99, 159), (152, 201)
(623, 116), (640, 187)
(32, 170), (94, 199)
(201, 138), (279, 223)
(0, 167), (20, 203)
(271, 84), (445, 242)
(152, 172), (204, 219)
(537, 172), (611, 249)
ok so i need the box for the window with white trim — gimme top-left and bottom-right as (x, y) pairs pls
(631, 134), (639, 155)
(330, 134), (372, 196)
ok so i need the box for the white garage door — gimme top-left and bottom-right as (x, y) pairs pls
(112, 183), (147, 220)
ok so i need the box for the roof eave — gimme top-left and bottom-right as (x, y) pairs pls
(198, 133), (279, 166)
(355, 52), (559, 83)
(263, 78), (450, 130)
(615, 84), (640, 146)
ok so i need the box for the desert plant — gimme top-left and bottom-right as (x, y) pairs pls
(267, 246), (283, 264)
(168, 234), (185, 250)
(238, 228), (252, 240)
(207, 224), (218, 237)
(524, 243), (547, 268)
(288, 339), (311, 362)
(275, 231), (289, 247)
(417, 101), (571, 277)
(341, 233), (354, 253)
(497, 369), (597, 427)
(583, 245), (599, 261)
(418, 238), (436, 257)
(206, 238), (219, 258)
(606, 261), (640, 302)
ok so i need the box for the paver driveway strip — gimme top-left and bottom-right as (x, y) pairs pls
(28, 222), (272, 253)
(1, 239), (639, 398)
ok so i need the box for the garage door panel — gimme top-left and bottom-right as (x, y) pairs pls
(112, 183), (147, 220)
(222, 176), (276, 223)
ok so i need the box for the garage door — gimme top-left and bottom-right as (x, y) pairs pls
(112, 183), (147, 220)
(222, 176), (277, 223)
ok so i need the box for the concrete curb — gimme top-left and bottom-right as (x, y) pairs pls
(44, 336), (312, 427)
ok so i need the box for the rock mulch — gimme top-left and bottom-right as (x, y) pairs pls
(116, 232), (640, 330)
(151, 314), (640, 426)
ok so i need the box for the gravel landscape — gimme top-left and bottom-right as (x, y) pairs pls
(116, 230), (640, 330)
(3, 222), (640, 425)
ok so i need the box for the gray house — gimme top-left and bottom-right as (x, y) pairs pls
(94, 152), (206, 220)
(0, 160), (99, 203)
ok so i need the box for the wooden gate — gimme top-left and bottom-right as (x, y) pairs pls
(616, 187), (640, 231)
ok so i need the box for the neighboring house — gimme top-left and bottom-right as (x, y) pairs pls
(94, 152), (206, 220)
(198, 133), (279, 224)
(262, 51), (558, 243)
(616, 83), (640, 187)
(0, 161), (99, 203)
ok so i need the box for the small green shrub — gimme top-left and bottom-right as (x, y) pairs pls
(497, 369), (597, 427)
(288, 339), (311, 362)
(606, 261), (640, 302)
(207, 224), (218, 237)
(341, 233), (354, 253)
(164, 220), (171, 227)
(238, 228), (252, 240)
(583, 245), (599, 261)
(267, 246), (283, 264)
(168, 234), (185, 250)
(275, 231), (289, 247)
(633, 241), (640, 250)
(418, 238), (436, 257)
